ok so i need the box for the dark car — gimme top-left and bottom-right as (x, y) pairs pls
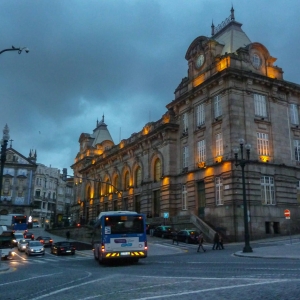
(146, 223), (160, 235)
(176, 230), (199, 244)
(51, 241), (76, 255)
(36, 236), (53, 247)
(153, 226), (173, 238)
(24, 232), (34, 240)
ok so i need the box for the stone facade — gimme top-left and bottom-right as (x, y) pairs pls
(71, 8), (300, 241)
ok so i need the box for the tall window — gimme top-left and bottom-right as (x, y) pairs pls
(216, 133), (223, 156)
(254, 94), (267, 117)
(182, 184), (187, 210)
(105, 179), (110, 195)
(257, 132), (269, 155)
(135, 195), (141, 213)
(197, 140), (206, 162)
(290, 104), (299, 125)
(182, 112), (188, 133)
(261, 176), (275, 205)
(135, 167), (142, 187)
(214, 95), (222, 118)
(215, 177), (223, 205)
(294, 140), (300, 161)
(154, 159), (161, 182)
(124, 171), (129, 189)
(196, 103), (205, 126)
(183, 146), (189, 168)
(113, 175), (120, 192)
(252, 54), (261, 68)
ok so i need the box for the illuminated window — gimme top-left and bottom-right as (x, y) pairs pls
(261, 176), (275, 205)
(183, 146), (189, 168)
(214, 95), (222, 118)
(254, 94), (267, 117)
(124, 172), (129, 189)
(215, 177), (223, 205)
(113, 175), (120, 192)
(196, 103), (205, 126)
(182, 185), (187, 210)
(154, 159), (161, 182)
(290, 104), (299, 125)
(294, 140), (300, 161)
(105, 180), (110, 194)
(86, 186), (91, 200)
(257, 132), (269, 155)
(216, 133), (223, 156)
(182, 112), (188, 133)
(135, 167), (142, 187)
(197, 140), (206, 162)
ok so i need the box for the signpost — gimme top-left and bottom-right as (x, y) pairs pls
(163, 212), (169, 225)
(284, 209), (292, 244)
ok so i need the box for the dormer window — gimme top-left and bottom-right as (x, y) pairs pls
(252, 53), (261, 69)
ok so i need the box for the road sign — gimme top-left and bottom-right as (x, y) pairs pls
(284, 209), (290, 219)
(163, 212), (169, 219)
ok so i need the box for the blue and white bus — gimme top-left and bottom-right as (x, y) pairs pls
(0, 214), (27, 231)
(93, 211), (148, 264)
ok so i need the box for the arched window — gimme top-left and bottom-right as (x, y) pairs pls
(135, 167), (142, 187)
(86, 186), (91, 200)
(154, 159), (161, 182)
(105, 179), (110, 195)
(124, 171), (129, 189)
(113, 175), (120, 193)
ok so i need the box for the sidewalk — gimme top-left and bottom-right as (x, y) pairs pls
(234, 237), (300, 260)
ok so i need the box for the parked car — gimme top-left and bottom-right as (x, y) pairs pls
(51, 241), (76, 256)
(36, 236), (53, 247)
(24, 232), (34, 240)
(176, 230), (199, 244)
(17, 239), (30, 252)
(25, 241), (45, 256)
(145, 223), (160, 235)
(32, 222), (40, 228)
(153, 226), (173, 238)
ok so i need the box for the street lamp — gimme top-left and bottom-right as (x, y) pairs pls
(233, 138), (253, 253)
(0, 46), (29, 55)
(0, 124), (10, 201)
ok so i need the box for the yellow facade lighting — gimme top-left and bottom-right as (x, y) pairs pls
(260, 156), (269, 163)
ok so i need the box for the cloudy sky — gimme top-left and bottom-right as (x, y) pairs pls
(1, 0), (299, 174)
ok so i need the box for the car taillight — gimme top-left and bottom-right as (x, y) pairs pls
(40, 240), (44, 243)
(50, 239), (53, 243)
(60, 247), (65, 251)
(144, 241), (148, 250)
(101, 242), (105, 252)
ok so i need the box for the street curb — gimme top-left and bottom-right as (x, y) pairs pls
(233, 252), (300, 260)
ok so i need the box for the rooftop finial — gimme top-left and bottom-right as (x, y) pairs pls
(97, 118), (99, 127)
(102, 114), (104, 123)
(211, 20), (215, 36)
(230, 5), (235, 20)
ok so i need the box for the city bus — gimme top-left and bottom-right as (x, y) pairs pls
(0, 214), (28, 231)
(92, 211), (147, 264)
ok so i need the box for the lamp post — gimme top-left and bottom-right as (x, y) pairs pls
(233, 138), (253, 253)
(0, 124), (10, 201)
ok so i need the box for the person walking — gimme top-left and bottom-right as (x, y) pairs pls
(219, 234), (224, 250)
(212, 232), (220, 250)
(197, 232), (206, 252)
(172, 230), (179, 245)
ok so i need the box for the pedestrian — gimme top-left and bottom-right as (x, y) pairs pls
(197, 232), (206, 252)
(66, 231), (70, 240)
(212, 232), (220, 250)
(219, 234), (224, 250)
(172, 230), (178, 245)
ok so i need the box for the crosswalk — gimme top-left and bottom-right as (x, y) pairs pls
(8, 251), (93, 265)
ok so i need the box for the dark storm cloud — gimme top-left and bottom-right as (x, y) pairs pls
(0, 0), (299, 173)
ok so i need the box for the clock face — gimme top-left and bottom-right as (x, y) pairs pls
(195, 54), (204, 69)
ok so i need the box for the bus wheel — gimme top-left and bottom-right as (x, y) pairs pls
(98, 251), (104, 265)
(94, 249), (98, 261)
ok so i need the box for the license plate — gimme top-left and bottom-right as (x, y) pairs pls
(120, 252), (130, 256)
(66, 250), (71, 252)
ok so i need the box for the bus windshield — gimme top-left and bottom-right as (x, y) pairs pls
(104, 215), (144, 234)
